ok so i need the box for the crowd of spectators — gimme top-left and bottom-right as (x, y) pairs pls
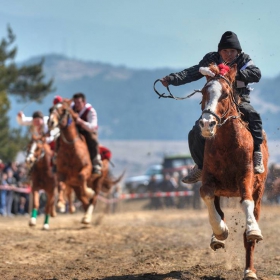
(146, 171), (202, 210)
(0, 160), (30, 217)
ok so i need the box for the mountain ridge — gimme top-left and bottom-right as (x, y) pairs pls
(10, 54), (280, 143)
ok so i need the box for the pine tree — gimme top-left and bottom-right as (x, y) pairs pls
(0, 26), (54, 162)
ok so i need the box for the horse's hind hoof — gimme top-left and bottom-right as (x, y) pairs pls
(29, 217), (36, 227)
(246, 230), (263, 243)
(42, 224), (50, 230)
(244, 269), (257, 279)
(210, 234), (225, 251)
(81, 217), (91, 225)
(57, 201), (66, 213)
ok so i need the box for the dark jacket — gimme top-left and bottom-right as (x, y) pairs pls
(167, 52), (261, 102)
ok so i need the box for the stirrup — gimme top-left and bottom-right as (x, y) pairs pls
(182, 165), (202, 184)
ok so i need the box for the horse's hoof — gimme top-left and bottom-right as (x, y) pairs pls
(247, 230), (263, 243)
(42, 224), (50, 230)
(244, 269), (257, 279)
(29, 217), (36, 227)
(57, 201), (66, 213)
(81, 216), (91, 225)
(69, 206), (76, 214)
(214, 226), (229, 241)
(85, 188), (95, 198)
(210, 234), (225, 251)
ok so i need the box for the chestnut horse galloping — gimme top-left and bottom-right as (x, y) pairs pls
(25, 135), (57, 230)
(48, 99), (122, 224)
(198, 64), (268, 280)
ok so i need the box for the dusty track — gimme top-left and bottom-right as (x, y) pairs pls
(0, 203), (279, 280)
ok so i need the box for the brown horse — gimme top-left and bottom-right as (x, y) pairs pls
(48, 99), (123, 224)
(197, 64), (268, 280)
(25, 135), (57, 230)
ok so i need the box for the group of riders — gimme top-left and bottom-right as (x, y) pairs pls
(17, 30), (265, 184)
(17, 92), (103, 175)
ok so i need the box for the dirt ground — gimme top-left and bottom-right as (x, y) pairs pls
(0, 200), (280, 280)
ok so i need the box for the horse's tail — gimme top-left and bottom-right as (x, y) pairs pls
(101, 170), (125, 193)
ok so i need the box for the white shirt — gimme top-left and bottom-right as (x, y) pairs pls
(16, 113), (60, 143)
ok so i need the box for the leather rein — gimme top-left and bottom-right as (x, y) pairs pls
(50, 105), (79, 145)
(154, 75), (241, 128)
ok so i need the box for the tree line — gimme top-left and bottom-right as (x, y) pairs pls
(0, 26), (54, 162)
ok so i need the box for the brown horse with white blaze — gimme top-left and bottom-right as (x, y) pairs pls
(25, 135), (57, 230)
(48, 99), (123, 224)
(198, 64), (268, 280)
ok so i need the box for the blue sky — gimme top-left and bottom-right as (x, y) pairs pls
(0, 0), (279, 78)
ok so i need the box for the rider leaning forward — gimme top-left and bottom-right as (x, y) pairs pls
(160, 31), (264, 184)
(70, 92), (102, 175)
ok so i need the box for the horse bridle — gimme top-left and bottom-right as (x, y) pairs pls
(50, 104), (79, 145)
(26, 139), (46, 175)
(201, 75), (240, 127)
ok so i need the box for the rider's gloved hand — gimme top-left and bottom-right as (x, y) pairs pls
(160, 76), (170, 87)
(199, 67), (215, 77)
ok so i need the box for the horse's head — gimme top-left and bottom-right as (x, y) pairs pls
(25, 135), (46, 170)
(48, 98), (74, 130)
(199, 63), (238, 138)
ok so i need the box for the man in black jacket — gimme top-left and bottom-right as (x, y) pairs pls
(161, 31), (264, 183)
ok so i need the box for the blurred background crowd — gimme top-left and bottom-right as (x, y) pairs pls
(0, 160), (30, 217)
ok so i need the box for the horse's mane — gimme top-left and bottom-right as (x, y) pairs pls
(60, 98), (79, 122)
(208, 63), (237, 85)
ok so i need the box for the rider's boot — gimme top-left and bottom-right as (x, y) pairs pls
(182, 164), (202, 184)
(254, 151), (264, 174)
(92, 154), (102, 175)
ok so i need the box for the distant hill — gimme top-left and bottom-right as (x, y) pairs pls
(10, 54), (280, 142)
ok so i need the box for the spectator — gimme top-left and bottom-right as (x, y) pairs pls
(159, 173), (177, 208)
(17, 167), (30, 215)
(0, 172), (8, 216)
(6, 169), (17, 217)
(147, 174), (163, 210)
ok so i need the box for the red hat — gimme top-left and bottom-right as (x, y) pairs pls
(53, 95), (63, 105)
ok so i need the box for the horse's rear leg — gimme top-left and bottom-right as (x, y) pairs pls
(243, 231), (258, 280)
(242, 195), (263, 280)
(241, 200), (263, 242)
(42, 190), (56, 230)
(29, 190), (39, 227)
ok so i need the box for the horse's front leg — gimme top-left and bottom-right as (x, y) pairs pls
(29, 189), (39, 227)
(81, 194), (98, 225)
(57, 181), (67, 213)
(79, 169), (95, 198)
(200, 186), (229, 249)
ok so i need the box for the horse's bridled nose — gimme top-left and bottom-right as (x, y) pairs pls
(209, 121), (216, 128)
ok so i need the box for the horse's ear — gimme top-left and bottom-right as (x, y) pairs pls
(65, 98), (72, 106)
(209, 63), (219, 75)
(228, 64), (237, 83)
